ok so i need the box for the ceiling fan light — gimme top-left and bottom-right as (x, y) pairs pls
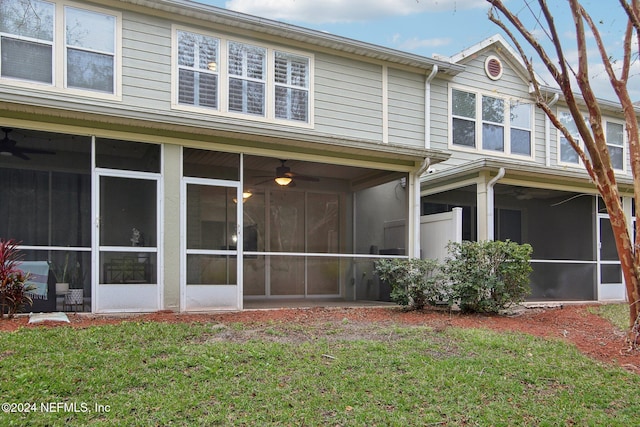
(0, 150), (11, 156)
(275, 176), (292, 186)
(242, 190), (253, 200)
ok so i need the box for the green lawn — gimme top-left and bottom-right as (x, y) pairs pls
(0, 312), (639, 426)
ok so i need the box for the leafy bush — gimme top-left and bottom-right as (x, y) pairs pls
(374, 258), (448, 310)
(0, 239), (34, 318)
(443, 240), (532, 314)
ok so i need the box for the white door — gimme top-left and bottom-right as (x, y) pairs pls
(182, 178), (242, 311)
(95, 172), (161, 312)
(598, 216), (625, 300)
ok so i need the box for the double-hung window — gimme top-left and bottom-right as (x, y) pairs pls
(228, 41), (266, 116)
(177, 31), (219, 108)
(274, 51), (309, 122)
(451, 87), (532, 156)
(0, 0), (54, 84)
(65, 6), (115, 93)
(558, 111), (581, 164)
(0, 0), (118, 95)
(606, 121), (625, 170)
(174, 28), (312, 125)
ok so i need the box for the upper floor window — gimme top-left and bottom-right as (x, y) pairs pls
(174, 27), (312, 125)
(274, 51), (309, 122)
(558, 111), (625, 170)
(0, 0), (118, 95)
(177, 31), (219, 108)
(451, 87), (532, 157)
(228, 41), (266, 116)
(0, 0), (54, 84)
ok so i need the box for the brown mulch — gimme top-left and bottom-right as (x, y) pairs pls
(2, 304), (639, 373)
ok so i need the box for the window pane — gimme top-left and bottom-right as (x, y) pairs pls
(452, 89), (475, 118)
(275, 51), (308, 87)
(511, 129), (531, 155)
(229, 78), (264, 115)
(67, 49), (114, 92)
(270, 191), (304, 252)
(559, 111), (579, 136)
(482, 96), (504, 123)
(0, 0), (54, 40)
(275, 86), (308, 122)
(510, 102), (531, 128)
(1, 38), (52, 83)
(178, 31), (218, 71)
(482, 123), (504, 151)
(560, 137), (579, 163)
(609, 146), (624, 170)
(178, 69), (218, 108)
(228, 41), (265, 77)
(452, 117), (475, 147)
(606, 122), (624, 146)
(65, 7), (115, 52)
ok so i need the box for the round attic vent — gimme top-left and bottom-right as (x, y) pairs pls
(485, 55), (503, 80)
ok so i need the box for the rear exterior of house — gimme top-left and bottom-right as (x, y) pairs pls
(421, 35), (633, 302)
(0, 0), (461, 312)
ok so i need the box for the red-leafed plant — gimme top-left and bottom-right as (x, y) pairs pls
(0, 239), (34, 318)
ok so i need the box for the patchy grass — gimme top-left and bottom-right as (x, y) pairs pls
(0, 320), (639, 426)
(589, 303), (629, 330)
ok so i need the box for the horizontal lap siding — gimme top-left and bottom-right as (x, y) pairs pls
(121, 13), (172, 112)
(388, 68), (424, 147)
(314, 53), (383, 141)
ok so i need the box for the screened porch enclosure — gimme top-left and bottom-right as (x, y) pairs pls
(423, 184), (619, 301)
(185, 150), (410, 303)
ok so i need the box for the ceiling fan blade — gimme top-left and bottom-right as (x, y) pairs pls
(12, 151), (30, 160)
(289, 174), (319, 182)
(19, 147), (55, 155)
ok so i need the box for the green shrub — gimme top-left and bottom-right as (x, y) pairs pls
(443, 240), (532, 314)
(374, 258), (448, 310)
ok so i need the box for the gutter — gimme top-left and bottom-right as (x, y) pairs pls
(486, 167), (505, 241)
(545, 93), (560, 167)
(424, 65), (438, 149)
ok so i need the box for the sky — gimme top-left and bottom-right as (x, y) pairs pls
(191, 0), (638, 102)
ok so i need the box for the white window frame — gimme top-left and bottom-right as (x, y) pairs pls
(0, 0), (121, 100)
(171, 25), (314, 128)
(605, 120), (626, 172)
(449, 85), (534, 159)
(556, 110), (626, 172)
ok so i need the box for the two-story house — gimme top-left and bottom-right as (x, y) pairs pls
(1, 1), (628, 314)
(0, 0), (462, 313)
(421, 34), (633, 303)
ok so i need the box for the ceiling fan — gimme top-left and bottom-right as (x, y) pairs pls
(0, 128), (55, 160)
(255, 160), (319, 186)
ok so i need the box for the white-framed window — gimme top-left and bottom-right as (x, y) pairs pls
(274, 51), (309, 122)
(228, 41), (266, 116)
(605, 121), (625, 171)
(450, 86), (532, 157)
(557, 111), (625, 171)
(0, 0), (119, 96)
(173, 26), (313, 126)
(177, 30), (219, 108)
(0, 0), (54, 84)
(558, 111), (582, 165)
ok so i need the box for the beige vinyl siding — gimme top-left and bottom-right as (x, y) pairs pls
(314, 53), (383, 141)
(388, 68), (425, 147)
(121, 12), (172, 111)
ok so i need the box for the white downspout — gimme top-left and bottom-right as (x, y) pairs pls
(545, 93), (560, 167)
(425, 65), (438, 149)
(487, 167), (505, 241)
(412, 157), (431, 258)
